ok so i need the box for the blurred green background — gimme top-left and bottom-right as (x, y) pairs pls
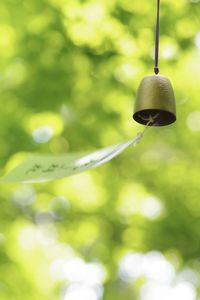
(0, 0), (200, 299)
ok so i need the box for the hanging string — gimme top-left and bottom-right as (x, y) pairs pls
(154, 0), (160, 74)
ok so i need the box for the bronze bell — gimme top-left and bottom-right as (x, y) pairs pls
(133, 75), (176, 126)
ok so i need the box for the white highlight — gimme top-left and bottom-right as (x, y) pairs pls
(140, 281), (196, 300)
(195, 32), (200, 50)
(50, 256), (106, 300)
(143, 251), (175, 283)
(64, 286), (98, 300)
(119, 251), (175, 283)
(13, 186), (35, 206)
(187, 111), (200, 132)
(119, 253), (144, 281)
(32, 125), (54, 143)
(140, 197), (163, 220)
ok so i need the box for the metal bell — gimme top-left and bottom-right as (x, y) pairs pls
(133, 75), (176, 126)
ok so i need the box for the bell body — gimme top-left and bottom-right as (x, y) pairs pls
(133, 75), (176, 126)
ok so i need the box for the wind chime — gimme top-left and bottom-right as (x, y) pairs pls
(1, 0), (178, 184)
(133, 0), (176, 126)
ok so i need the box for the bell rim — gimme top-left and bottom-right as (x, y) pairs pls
(133, 108), (176, 126)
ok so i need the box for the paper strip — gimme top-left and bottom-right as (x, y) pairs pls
(0, 131), (145, 183)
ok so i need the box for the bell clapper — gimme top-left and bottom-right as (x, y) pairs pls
(138, 112), (160, 125)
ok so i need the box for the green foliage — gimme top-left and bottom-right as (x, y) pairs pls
(0, 0), (200, 299)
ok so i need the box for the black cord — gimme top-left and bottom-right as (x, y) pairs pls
(154, 0), (160, 74)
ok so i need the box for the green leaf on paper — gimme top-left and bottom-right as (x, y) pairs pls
(0, 131), (145, 183)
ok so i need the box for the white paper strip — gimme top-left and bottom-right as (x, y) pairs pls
(1, 131), (145, 183)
